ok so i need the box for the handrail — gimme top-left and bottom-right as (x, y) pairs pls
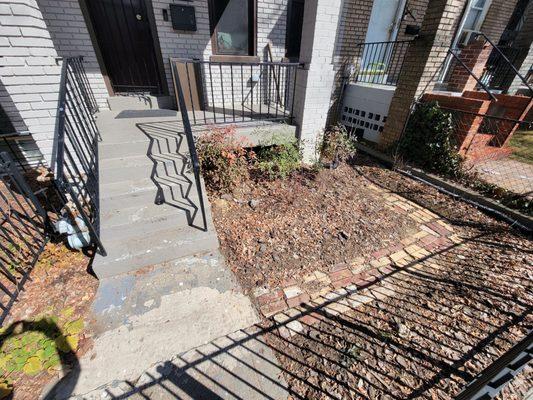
(476, 32), (533, 95)
(170, 60), (208, 232)
(447, 48), (497, 101)
(356, 39), (414, 45)
(54, 56), (106, 255)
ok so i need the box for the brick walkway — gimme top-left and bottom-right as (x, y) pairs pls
(254, 182), (460, 318)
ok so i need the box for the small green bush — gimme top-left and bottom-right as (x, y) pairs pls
(399, 101), (463, 177)
(196, 126), (254, 193)
(254, 140), (302, 180)
(320, 124), (357, 167)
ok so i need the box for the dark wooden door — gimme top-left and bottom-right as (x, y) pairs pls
(86, 0), (162, 93)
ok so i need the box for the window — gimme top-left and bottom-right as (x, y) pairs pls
(208, 0), (255, 56)
(456, 0), (492, 45)
(285, 0), (304, 59)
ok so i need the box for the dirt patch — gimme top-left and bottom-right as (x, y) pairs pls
(211, 164), (419, 292)
(0, 243), (97, 400)
(212, 154), (532, 398)
(265, 227), (532, 399)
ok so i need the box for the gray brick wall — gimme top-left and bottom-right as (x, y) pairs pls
(481, 0), (519, 43)
(37, 0), (109, 110)
(0, 0), (60, 165)
(380, 0), (468, 148)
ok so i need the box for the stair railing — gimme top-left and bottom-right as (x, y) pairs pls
(170, 60), (208, 232)
(54, 56), (106, 255)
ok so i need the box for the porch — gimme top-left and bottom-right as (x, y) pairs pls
(89, 58), (300, 277)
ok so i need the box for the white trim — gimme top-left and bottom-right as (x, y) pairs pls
(438, 0), (493, 82)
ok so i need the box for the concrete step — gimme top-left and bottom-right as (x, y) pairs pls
(100, 181), (199, 215)
(100, 205), (192, 242)
(99, 139), (185, 161)
(100, 155), (188, 185)
(107, 95), (173, 111)
(92, 224), (219, 278)
(100, 173), (193, 200)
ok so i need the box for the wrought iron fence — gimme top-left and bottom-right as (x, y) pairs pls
(0, 152), (49, 325)
(170, 59), (300, 126)
(479, 46), (527, 91)
(352, 40), (412, 86)
(54, 57), (105, 255)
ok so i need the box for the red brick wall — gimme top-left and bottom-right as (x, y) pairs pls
(446, 38), (491, 92)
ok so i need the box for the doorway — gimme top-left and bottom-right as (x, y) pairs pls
(85, 0), (164, 94)
(361, 0), (407, 74)
(285, 0), (305, 60)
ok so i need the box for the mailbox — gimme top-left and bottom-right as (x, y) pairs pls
(169, 4), (197, 31)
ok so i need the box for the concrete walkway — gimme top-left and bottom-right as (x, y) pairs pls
(46, 252), (283, 399)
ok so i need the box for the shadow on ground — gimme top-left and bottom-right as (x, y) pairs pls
(135, 120), (205, 231)
(90, 224), (531, 399)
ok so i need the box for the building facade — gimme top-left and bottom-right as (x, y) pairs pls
(0, 0), (531, 165)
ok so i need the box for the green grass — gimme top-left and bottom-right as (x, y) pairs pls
(509, 130), (533, 165)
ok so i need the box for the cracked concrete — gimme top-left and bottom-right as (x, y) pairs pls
(46, 252), (262, 399)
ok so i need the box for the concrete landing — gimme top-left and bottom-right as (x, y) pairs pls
(67, 327), (289, 399)
(46, 252), (266, 398)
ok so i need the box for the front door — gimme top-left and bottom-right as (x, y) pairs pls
(86, 0), (163, 94)
(361, 0), (406, 75)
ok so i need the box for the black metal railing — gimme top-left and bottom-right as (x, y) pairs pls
(0, 152), (49, 325)
(170, 59), (300, 126)
(479, 46), (528, 91)
(170, 61), (208, 232)
(437, 33), (533, 96)
(353, 40), (412, 86)
(54, 56), (105, 255)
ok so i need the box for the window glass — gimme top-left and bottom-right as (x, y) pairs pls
(211, 0), (249, 55)
(463, 8), (482, 30)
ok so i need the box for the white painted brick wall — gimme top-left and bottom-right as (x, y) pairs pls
(38, 0), (108, 110)
(0, 0), (60, 165)
(151, 0), (288, 103)
(293, 0), (343, 163)
(0, 0), (109, 167)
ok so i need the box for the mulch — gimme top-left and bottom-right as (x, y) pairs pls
(0, 177), (97, 400)
(265, 225), (532, 399)
(211, 153), (533, 399)
(211, 162), (419, 293)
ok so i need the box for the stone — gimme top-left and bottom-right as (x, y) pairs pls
(248, 199), (260, 209)
(283, 285), (303, 299)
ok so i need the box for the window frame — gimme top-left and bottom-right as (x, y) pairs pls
(456, 0), (493, 46)
(207, 0), (257, 60)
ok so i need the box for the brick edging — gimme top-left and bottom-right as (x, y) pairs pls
(254, 183), (461, 318)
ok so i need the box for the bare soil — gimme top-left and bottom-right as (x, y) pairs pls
(211, 163), (419, 292)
